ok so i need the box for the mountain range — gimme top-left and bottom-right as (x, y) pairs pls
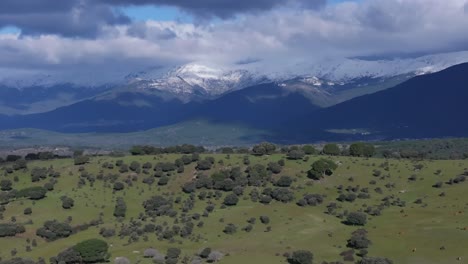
(1, 51), (468, 145)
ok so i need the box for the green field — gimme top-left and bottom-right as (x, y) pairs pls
(0, 153), (467, 263)
(0, 121), (268, 149)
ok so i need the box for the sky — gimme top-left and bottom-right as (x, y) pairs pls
(0, 0), (468, 83)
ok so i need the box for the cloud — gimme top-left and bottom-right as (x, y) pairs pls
(0, 0), (130, 37)
(0, 0), (468, 84)
(99, 0), (327, 18)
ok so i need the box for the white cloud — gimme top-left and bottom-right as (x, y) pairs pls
(0, 0), (468, 83)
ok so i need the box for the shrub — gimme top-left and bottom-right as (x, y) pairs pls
(288, 250), (313, 264)
(345, 212), (367, 226)
(23, 208), (32, 215)
(113, 197), (127, 218)
(73, 239), (109, 263)
(260, 216), (270, 224)
(199, 248), (211, 258)
(0, 223), (26, 237)
(61, 196), (75, 209)
(223, 194), (239, 206)
(347, 229), (371, 249)
(349, 143), (375, 157)
(308, 159), (338, 180)
(36, 220), (73, 241)
(223, 224), (237, 234)
(74, 156), (89, 165)
(322, 144), (341, 156)
(16, 186), (47, 200)
(287, 150), (305, 160)
(113, 182), (125, 191)
(276, 176), (293, 187)
(0, 179), (12, 191)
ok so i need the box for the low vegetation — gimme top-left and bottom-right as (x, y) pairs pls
(0, 142), (467, 263)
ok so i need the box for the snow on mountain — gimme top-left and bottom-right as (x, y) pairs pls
(2, 50), (468, 98)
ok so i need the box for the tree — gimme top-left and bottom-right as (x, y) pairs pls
(223, 194), (239, 206)
(287, 150), (306, 160)
(113, 182), (125, 191)
(0, 223), (26, 237)
(288, 250), (313, 264)
(199, 248), (211, 258)
(196, 159), (212, 170)
(113, 197), (127, 218)
(345, 212), (367, 226)
(13, 160), (27, 170)
(350, 143), (376, 157)
(322, 144), (341, 156)
(16, 186), (47, 200)
(347, 229), (371, 249)
(302, 145), (317, 155)
(36, 220), (73, 241)
(307, 159), (338, 180)
(252, 142), (276, 156)
(74, 156), (89, 166)
(61, 197), (75, 209)
(73, 239), (109, 263)
(0, 179), (12, 191)
(275, 176), (293, 187)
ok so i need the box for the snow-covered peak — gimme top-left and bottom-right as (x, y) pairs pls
(2, 50), (468, 97)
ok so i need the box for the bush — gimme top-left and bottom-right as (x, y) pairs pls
(349, 143), (376, 157)
(16, 186), (47, 200)
(288, 250), (313, 264)
(308, 159), (338, 180)
(223, 194), (239, 206)
(0, 223), (26, 237)
(74, 156), (89, 166)
(347, 229), (371, 249)
(260, 216), (270, 224)
(252, 142), (276, 156)
(287, 150), (305, 160)
(13, 160), (27, 170)
(223, 224), (237, 234)
(345, 212), (367, 226)
(196, 159), (213, 170)
(23, 208), (32, 215)
(61, 196), (75, 209)
(0, 179), (12, 191)
(322, 144), (341, 156)
(268, 162), (283, 174)
(113, 182), (125, 191)
(270, 188), (295, 203)
(36, 220), (73, 241)
(73, 239), (109, 263)
(113, 197), (127, 218)
(275, 176), (293, 187)
(199, 248), (211, 258)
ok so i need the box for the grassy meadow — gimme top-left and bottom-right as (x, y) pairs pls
(0, 153), (467, 263)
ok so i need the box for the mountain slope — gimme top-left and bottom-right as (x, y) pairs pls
(195, 83), (320, 129)
(299, 62), (468, 139)
(0, 92), (199, 133)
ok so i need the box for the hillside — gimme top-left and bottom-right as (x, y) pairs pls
(297, 62), (468, 140)
(0, 152), (467, 263)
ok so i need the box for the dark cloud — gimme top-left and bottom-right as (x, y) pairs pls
(0, 0), (76, 14)
(98, 0), (327, 18)
(0, 0), (326, 37)
(0, 0), (130, 37)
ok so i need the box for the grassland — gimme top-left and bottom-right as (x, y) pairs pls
(0, 153), (467, 263)
(0, 120), (268, 149)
